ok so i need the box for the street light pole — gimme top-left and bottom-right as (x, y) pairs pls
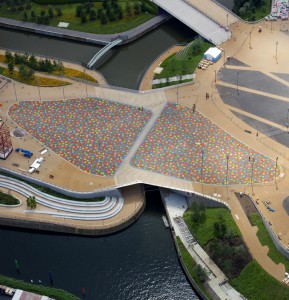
(276, 41), (278, 64)
(84, 67), (88, 98)
(176, 74), (179, 105)
(251, 157), (255, 196)
(214, 70), (217, 83)
(201, 149), (204, 194)
(13, 83), (18, 103)
(226, 154), (230, 200)
(36, 76), (41, 102)
(236, 71), (239, 95)
(275, 157), (279, 190)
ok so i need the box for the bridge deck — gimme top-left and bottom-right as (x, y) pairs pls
(153, 0), (231, 45)
(185, 0), (239, 27)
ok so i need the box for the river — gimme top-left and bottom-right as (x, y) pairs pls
(0, 190), (198, 300)
(0, 18), (194, 89)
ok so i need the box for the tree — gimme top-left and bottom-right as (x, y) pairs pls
(48, 6), (54, 18)
(100, 14), (107, 25)
(191, 38), (203, 56)
(5, 51), (13, 63)
(30, 9), (36, 22)
(134, 1), (141, 15)
(8, 62), (14, 74)
(56, 7), (62, 17)
(193, 264), (208, 283)
(76, 5), (82, 17)
(89, 9), (96, 21)
(80, 10), (87, 23)
(28, 55), (38, 70)
(26, 196), (37, 209)
(126, 1), (132, 16)
(19, 64), (34, 81)
(191, 201), (206, 223)
(23, 11), (28, 21)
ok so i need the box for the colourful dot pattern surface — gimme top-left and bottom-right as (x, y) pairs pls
(131, 103), (278, 184)
(9, 98), (152, 176)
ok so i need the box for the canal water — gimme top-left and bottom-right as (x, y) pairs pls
(0, 18), (194, 89)
(0, 190), (198, 300)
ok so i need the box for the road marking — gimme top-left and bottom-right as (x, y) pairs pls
(235, 214), (239, 220)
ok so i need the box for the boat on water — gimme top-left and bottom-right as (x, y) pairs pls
(162, 215), (169, 228)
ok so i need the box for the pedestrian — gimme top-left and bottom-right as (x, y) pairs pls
(256, 132), (259, 138)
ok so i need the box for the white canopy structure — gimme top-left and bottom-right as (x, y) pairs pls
(204, 47), (222, 62)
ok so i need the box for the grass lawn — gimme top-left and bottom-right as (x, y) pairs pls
(0, 2), (155, 34)
(231, 260), (289, 300)
(0, 191), (20, 205)
(183, 207), (241, 247)
(0, 274), (79, 300)
(176, 237), (213, 300)
(153, 41), (212, 88)
(249, 213), (289, 271)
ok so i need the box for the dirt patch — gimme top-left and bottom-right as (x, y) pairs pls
(235, 192), (258, 225)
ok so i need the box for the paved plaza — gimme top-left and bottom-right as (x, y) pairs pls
(132, 103), (278, 184)
(8, 98), (152, 176)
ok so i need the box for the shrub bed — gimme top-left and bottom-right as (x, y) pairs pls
(0, 191), (20, 205)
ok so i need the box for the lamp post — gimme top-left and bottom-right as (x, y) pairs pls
(61, 75), (65, 101)
(201, 149), (204, 194)
(36, 76), (41, 102)
(276, 41), (278, 64)
(214, 70), (217, 83)
(176, 74), (179, 104)
(236, 71), (239, 95)
(275, 157), (279, 190)
(13, 83), (18, 103)
(251, 157), (255, 196)
(84, 67), (88, 98)
(226, 13), (229, 28)
(226, 154), (230, 200)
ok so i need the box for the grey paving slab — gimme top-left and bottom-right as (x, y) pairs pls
(283, 197), (289, 216)
(218, 69), (289, 98)
(217, 85), (289, 126)
(272, 72), (289, 83)
(225, 57), (249, 67)
(231, 110), (289, 148)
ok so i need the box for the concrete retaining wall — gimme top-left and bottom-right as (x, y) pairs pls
(0, 167), (122, 199)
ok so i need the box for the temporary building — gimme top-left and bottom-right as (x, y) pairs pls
(204, 47), (222, 62)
